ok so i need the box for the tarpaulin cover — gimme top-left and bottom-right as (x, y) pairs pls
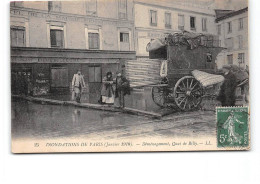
(192, 70), (224, 87)
(146, 37), (167, 52)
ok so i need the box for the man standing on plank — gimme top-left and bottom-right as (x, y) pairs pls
(72, 69), (86, 103)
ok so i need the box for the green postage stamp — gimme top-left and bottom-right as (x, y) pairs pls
(217, 107), (249, 148)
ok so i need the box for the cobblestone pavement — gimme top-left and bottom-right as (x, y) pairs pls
(12, 99), (216, 140)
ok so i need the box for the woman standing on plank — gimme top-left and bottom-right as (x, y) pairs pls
(100, 71), (115, 105)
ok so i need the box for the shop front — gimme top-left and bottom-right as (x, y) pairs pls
(11, 47), (136, 103)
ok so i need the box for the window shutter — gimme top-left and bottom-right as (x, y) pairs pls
(56, 30), (63, 47)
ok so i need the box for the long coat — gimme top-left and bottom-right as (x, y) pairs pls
(217, 72), (237, 106)
(101, 76), (114, 97)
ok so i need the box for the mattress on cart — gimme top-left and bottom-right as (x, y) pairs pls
(191, 70), (224, 87)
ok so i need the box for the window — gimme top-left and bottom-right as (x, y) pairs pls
(202, 18), (207, 31)
(88, 33), (99, 49)
(89, 66), (101, 83)
(227, 22), (232, 33)
(85, 28), (101, 50)
(120, 33), (129, 43)
(225, 37), (233, 50)
(119, 32), (130, 51)
(86, 0), (97, 16)
(48, 1), (62, 12)
(238, 53), (245, 64)
(206, 53), (212, 62)
(165, 12), (171, 28)
(50, 29), (64, 48)
(150, 10), (157, 26)
(238, 35), (243, 49)
(11, 27), (25, 47)
(227, 54), (233, 64)
(190, 16), (196, 30)
(239, 18), (244, 30)
(178, 14), (184, 30)
(118, 0), (127, 19)
(217, 25), (221, 35)
(48, 2), (52, 11)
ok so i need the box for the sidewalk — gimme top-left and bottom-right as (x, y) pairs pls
(12, 95), (164, 119)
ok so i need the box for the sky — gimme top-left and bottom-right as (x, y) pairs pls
(212, 0), (247, 10)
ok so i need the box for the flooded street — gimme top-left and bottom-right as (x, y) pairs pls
(12, 99), (216, 140)
(39, 86), (220, 113)
(39, 87), (163, 112)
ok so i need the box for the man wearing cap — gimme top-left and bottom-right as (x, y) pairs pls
(72, 69), (86, 103)
(217, 65), (237, 106)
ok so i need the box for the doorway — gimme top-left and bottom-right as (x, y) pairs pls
(88, 65), (102, 103)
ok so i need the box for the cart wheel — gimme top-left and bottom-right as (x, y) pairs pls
(152, 86), (167, 108)
(173, 76), (203, 111)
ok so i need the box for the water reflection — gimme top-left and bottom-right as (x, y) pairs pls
(125, 87), (161, 112)
(11, 99), (148, 139)
(12, 99), (215, 140)
(40, 87), (162, 112)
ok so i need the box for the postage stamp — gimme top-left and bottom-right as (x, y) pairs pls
(217, 107), (249, 148)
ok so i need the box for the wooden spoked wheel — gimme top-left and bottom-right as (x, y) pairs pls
(152, 86), (168, 108)
(173, 76), (203, 111)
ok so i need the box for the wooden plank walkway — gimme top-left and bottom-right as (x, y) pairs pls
(12, 95), (162, 118)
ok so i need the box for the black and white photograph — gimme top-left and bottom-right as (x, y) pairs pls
(10, 0), (250, 153)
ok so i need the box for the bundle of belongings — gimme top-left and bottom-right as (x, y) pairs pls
(191, 70), (224, 87)
(146, 31), (220, 52)
(146, 37), (167, 52)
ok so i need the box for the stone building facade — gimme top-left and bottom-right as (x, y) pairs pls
(215, 7), (248, 69)
(10, 0), (136, 102)
(10, 1), (249, 102)
(133, 0), (217, 59)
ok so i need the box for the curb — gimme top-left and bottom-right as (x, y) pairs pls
(12, 95), (162, 119)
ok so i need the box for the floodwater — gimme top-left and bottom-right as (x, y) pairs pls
(40, 86), (221, 113)
(11, 99), (216, 140)
(11, 99), (149, 140)
(40, 87), (163, 112)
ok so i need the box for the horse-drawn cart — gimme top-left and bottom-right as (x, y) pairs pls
(125, 31), (247, 111)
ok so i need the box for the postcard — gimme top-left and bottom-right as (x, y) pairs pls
(11, 0), (249, 153)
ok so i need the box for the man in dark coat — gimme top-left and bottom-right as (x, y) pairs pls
(115, 71), (130, 108)
(217, 65), (237, 106)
